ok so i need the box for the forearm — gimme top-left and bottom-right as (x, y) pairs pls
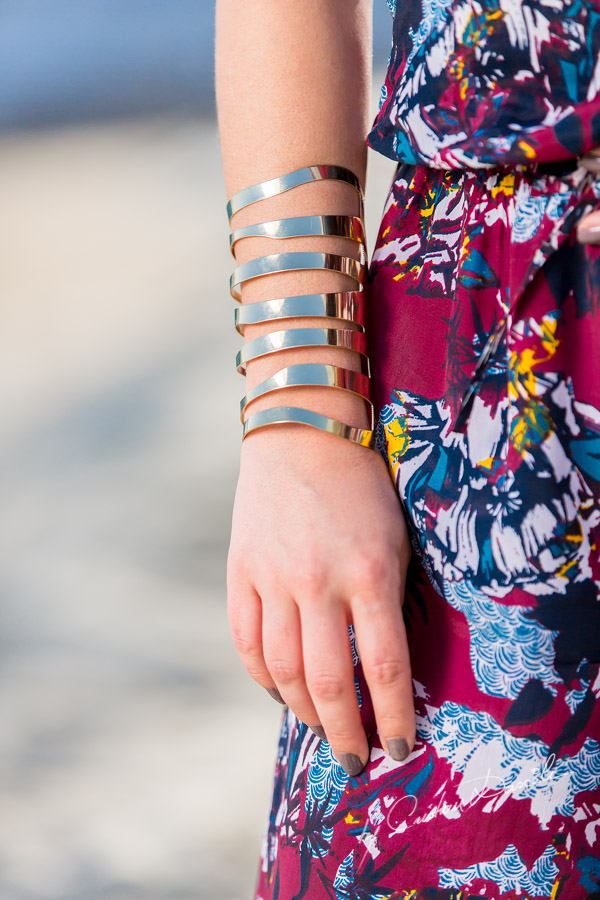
(215, 0), (374, 434)
(216, 0), (372, 197)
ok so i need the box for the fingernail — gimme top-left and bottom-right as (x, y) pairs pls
(577, 226), (600, 244)
(266, 687), (286, 705)
(309, 725), (327, 740)
(337, 753), (366, 777)
(387, 737), (410, 761)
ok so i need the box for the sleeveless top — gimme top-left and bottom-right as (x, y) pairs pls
(367, 0), (600, 168)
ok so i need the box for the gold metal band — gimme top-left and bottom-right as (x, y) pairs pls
(240, 362), (373, 422)
(234, 291), (366, 335)
(226, 164), (364, 222)
(229, 214), (366, 258)
(230, 251), (365, 301)
(227, 163), (375, 452)
(235, 327), (369, 376)
(242, 405), (374, 449)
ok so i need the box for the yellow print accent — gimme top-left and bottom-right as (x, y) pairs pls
(448, 56), (465, 81)
(550, 846), (570, 900)
(490, 171), (515, 199)
(392, 258), (413, 282)
(510, 399), (553, 454)
(556, 558), (579, 580)
(517, 139), (537, 159)
(508, 313), (560, 402)
(509, 347), (542, 400)
(460, 7), (503, 46)
(384, 410), (411, 483)
(420, 183), (438, 222)
(540, 314), (560, 356)
(459, 231), (470, 265)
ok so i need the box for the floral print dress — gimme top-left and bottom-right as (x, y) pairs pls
(253, 2), (600, 898)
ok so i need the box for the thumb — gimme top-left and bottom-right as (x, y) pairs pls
(577, 147), (600, 244)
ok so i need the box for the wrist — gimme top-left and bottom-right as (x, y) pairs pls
(224, 162), (376, 454)
(240, 414), (381, 471)
(243, 382), (372, 430)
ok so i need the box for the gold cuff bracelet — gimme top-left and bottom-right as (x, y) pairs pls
(242, 405), (374, 449)
(229, 214), (366, 259)
(230, 251), (365, 301)
(226, 164), (364, 222)
(239, 362), (373, 422)
(234, 292), (366, 335)
(235, 327), (369, 376)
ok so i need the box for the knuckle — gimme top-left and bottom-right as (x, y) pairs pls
(351, 551), (384, 584)
(308, 671), (346, 702)
(245, 665), (269, 684)
(226, 546), (254, 587)
(347, 549), (398, 595)
(368, 657), (409, 687)
(229, 633), (268, 684)
(229, 625), (257, 658)
(293, 561), (327, 596)
(267, 658), (302, 685)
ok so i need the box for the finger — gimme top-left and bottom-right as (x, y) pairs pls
(579, 148), (600, 243)
(261, 592), (324, 737)
(351, 582), (415, 763)
(301, 598), (369, 776)
(572, 149), (600, 242)
(576, 209), (600, 245)
(580, 148), (600, 174)
(226, 580), (284, 705)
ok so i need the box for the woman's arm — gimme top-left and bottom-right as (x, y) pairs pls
(217, 0), (371, 203)
(216, 0), (373, 431)
(216, 0), (416, 775)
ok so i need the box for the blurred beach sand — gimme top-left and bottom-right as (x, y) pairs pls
(0, 110), (396, 899)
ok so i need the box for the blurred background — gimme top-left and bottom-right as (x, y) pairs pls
(0, 3), (397, 898)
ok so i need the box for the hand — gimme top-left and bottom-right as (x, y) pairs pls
(226, 425), (414, 776)
(577, 147), (600, 244)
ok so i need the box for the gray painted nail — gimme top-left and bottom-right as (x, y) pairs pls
(309, 725), (327, 740)
(577, 226), (600, 244)
(266, 687), (286, 705)
(387, 737), (410, 761)
(337, 753), (366, 777)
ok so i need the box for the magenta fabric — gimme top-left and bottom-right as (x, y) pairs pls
(253, 160), (600, 899)
(366, 0), (600, 169)
(251, 0), (600, 893)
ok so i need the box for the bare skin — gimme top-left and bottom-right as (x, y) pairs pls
(215, 0), (415, 776)
(578, 148), (600, 242)
(215, 1), (600, 778)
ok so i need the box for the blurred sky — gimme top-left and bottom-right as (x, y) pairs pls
(0, 0), (394, 129)
(0, 5), (398, 897)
